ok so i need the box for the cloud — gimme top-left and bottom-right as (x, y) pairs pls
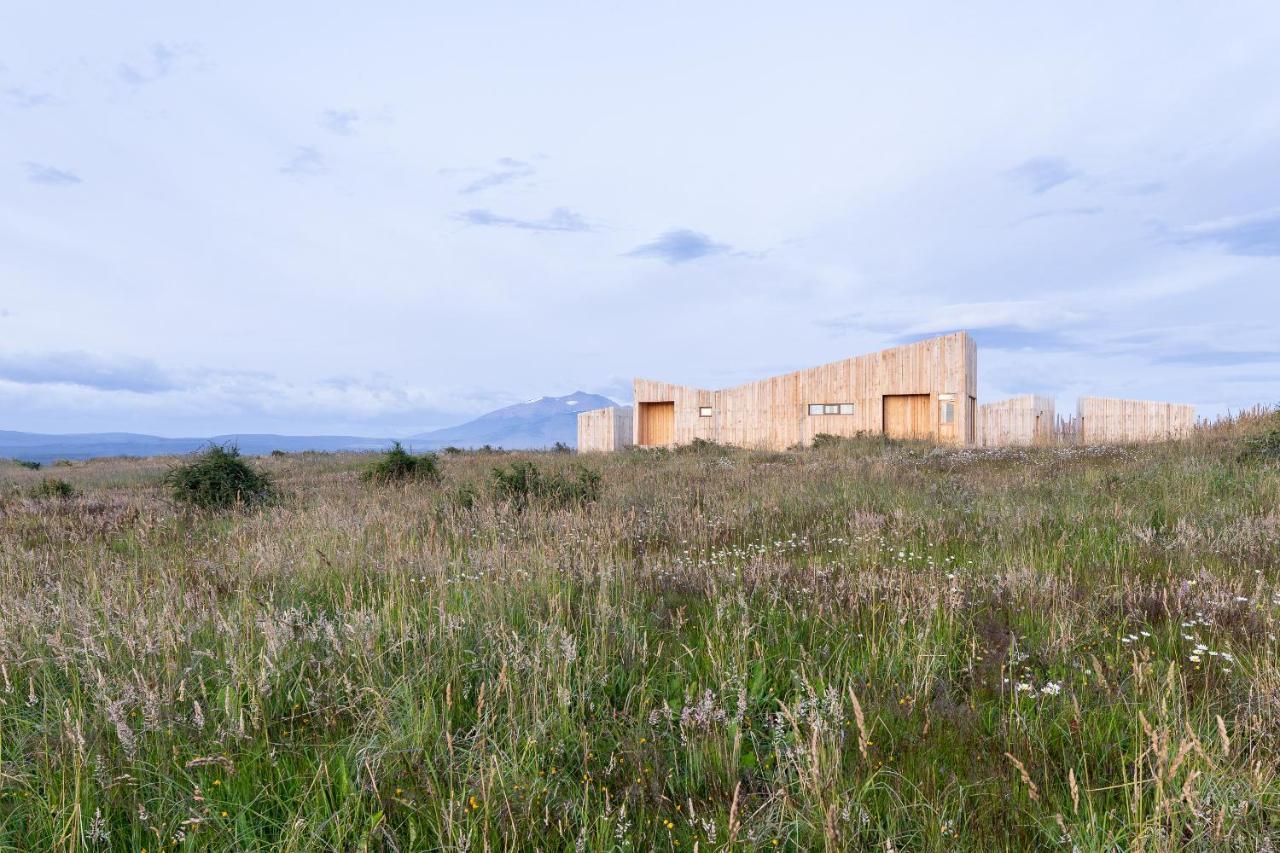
(624, 229), (731, 264)
(1152, 350), (1280, 367)
(23, 162), (81, 185)
(279, 146), (326, 177)
(117, 42), (193, 87)
(1012, 206), (1103, 226)
(456, 207), (592, 232)
(1009, 157), (1078, 194)
(447, 157), (537, 194)
(0, 351), (179, 393)
(1176, 208), (1280, 256)
(320, 109), (359, 135)
(5, 87), (55, 109)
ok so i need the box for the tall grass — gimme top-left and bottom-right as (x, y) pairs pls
(0, 410), (1277, 849)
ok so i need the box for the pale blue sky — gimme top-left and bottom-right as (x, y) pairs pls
(2, 2), (1278, 435)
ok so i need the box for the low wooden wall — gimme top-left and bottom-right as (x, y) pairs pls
(1077, 397), (1196, 444)
(977, 395), (1055, 447)
(576, 406), (634, 452)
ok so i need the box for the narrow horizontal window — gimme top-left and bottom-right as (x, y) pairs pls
(698, 406), (713, 417)
(809, 403), (856, 415)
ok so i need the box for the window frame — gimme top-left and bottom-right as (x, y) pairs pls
(939, 393), (956, 425)
(808, 402), (856, 416)
(698, 406), (713, 417)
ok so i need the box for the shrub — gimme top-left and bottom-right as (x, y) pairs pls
(489, 460), (601, 509)
(446, 483), (478, 510)
(363, 442), (441, 484)
(14, 459), (41, 470)
(52, 459), (74, 468)
(29, 478), (75, 499)
(270, 449), (287, 458)
(441, 446), (464, 455)
(1243, 426), (1280, 460)
(163, 444), (276, 510)
(551, 441), (572, 454)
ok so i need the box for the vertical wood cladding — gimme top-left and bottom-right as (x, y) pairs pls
(633, 331), (977, 450)
(576, 406), (634, 452)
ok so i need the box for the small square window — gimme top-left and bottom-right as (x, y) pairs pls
(698, 406), (713, 417)
(838, 403), (855, 415)
(823, 404), (839, 415)
(808, 404), (824, 415)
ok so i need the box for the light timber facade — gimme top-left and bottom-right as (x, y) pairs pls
(628, 332), (977, 451)
(575, 331), (1200, 451)
(1076, 397), (1196, 444)
(977, 395), (1056, 447)
(576, 406), (634, 453)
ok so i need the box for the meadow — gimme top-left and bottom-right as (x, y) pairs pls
(1, 412), (1278, 851)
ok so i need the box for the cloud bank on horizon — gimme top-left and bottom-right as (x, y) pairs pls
(1, 2), (1278, 436)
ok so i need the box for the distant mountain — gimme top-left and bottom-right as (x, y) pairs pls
(0, 393), (620, 464)
(0, 430), (393, 465)
(407, 392), (617, 450)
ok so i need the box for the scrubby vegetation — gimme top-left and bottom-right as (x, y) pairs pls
(362, 442), (441, 485)
(162, 444), (276, 510)
(28, 477), (76, 499)
(0, 411), (1278, 849)
(489, 459), (601, 508)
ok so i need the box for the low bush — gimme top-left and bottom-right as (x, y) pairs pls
(163, 445), (276, 511)
(489, 460), (601, 509)
(14, 459), (41, 470)
(1241, 409), (1280, 460)
(29, 478), (75, 499)
(363, 442), (441, 484)
(446, 483), (478, 510)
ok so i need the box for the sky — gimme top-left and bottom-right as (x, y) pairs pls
(2, 2), (1278, 436)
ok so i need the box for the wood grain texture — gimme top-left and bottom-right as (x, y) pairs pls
(883, 394), (932, 440)
(1076, 397), (1196, 443)
(633, 332), (977, 449)
(576, 406), (634, 452)
(977, 395), (1056, 447)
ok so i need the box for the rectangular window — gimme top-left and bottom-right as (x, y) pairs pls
(940, 400), (955, 424)
(698, 406), (712, 417)
(823, 404), (839, 415)
(808, 403), (856, 415)
(838, 403), (855, 415)
(808, 403), (824, 415)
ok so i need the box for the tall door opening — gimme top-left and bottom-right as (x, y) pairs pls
(638, 401), (676, 446)
(882, 394), (932, 440)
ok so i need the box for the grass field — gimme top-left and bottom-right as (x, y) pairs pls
(1, 412), (1279, 851)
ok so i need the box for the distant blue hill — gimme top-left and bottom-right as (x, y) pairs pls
(407, 392), (617, 450)
(0, 392), (619, 464)
(0, 430), (393, 465)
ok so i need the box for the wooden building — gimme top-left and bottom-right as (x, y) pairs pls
(574, 331), (1201, 451)
(595, 332), (977, 451)
(977, 395), (1056, 447)
(1076, 396), (1196, 444)
(576, 406), (634, 453)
